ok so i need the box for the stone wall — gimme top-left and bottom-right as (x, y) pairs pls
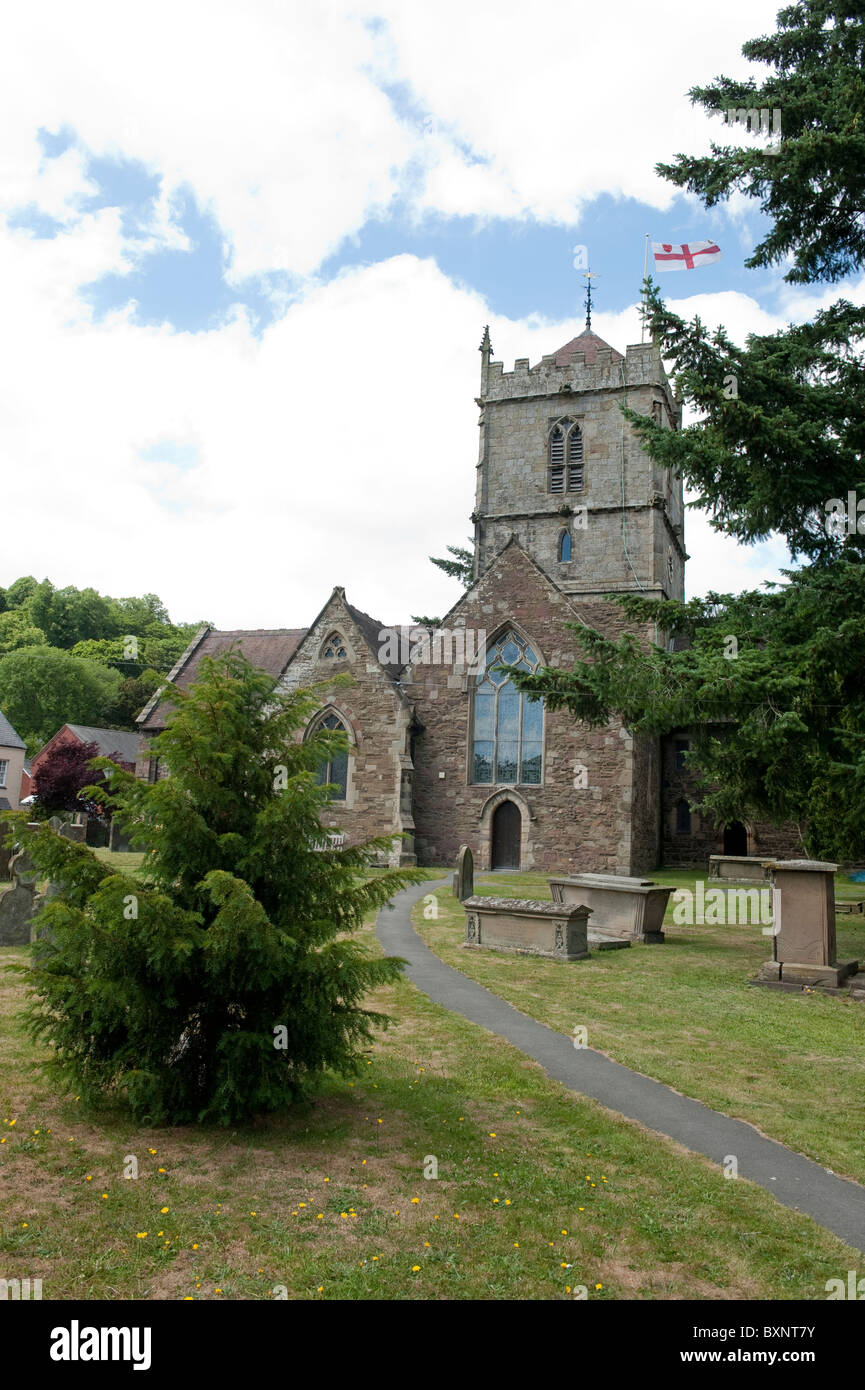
(405, 542), (658, 875)
(276, 592), (415, 865)
(660, 729), (803, 867)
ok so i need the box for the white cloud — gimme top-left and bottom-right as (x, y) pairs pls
(0, 0), (820, 629)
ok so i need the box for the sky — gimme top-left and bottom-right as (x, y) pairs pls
(1, 0), (860, 630)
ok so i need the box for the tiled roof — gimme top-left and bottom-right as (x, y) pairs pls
(65, 725), (142, 766)
(550, 329), (624, 366)
(0, 710), (26, 750)
(140, 628), (306, 731)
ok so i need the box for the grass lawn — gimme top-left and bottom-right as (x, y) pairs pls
(413, 868), (865, 1187)
(0, 891), (860, 1299)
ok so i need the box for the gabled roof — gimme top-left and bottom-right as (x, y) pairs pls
(0, 711), (26, 750)
(64, 725), (142, 766)
(138, 627), (307, 731)
(549, 328), (624, 367)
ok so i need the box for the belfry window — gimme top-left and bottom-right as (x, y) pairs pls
(567, 426), (583, 491)
(322, 632), (348, 660)
(549, 425), (565, 493)
(472, 630), (543, 786)
(311, 712), (349, 800)
(549, 423), (583, 493)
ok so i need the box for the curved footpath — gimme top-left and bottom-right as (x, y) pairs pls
(377, 878), (865, 1255)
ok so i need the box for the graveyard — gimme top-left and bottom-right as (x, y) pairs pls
(1, 839), (864, 1300)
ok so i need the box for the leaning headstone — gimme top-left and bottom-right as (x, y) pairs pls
(757, 859), (858, 988)
(0, 883), (37, 945)
(452, 845), (473, 900)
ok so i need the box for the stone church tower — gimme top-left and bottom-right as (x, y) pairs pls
(474, 323), (685, 604)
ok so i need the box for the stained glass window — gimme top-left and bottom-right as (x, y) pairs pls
(472, 631), (543, 785)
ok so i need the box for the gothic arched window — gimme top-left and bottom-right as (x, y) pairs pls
(558, 530), (572, 562)
(311, 712), (349, 800)
(472, 630), (543, 785)
(549, 421), (583, 493)
(322, 632), (348, 660)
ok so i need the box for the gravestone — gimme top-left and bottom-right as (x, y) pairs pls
(0, 883), (37, 945)
(757, 859), (858, 988)
(48, 816), (64, 833)
(60, 823), (87, 844)
(0, 845), (12, 881)
(452, 845), (473, 900)
(9, 848), (39, 887)
(108, 820), (132, 853)
(462, 895), (593, 961)
(549, 874), (670, 944)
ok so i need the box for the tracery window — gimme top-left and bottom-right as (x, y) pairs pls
(322, 632), (348, 660)
(472, 631), (543, 785)
(311, 712), (349, 800)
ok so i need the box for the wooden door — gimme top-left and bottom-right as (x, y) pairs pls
(491, 801), (521, 870)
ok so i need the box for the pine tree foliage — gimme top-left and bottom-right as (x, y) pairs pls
(6, 653), (421, 1124)
(506, 1), (865, 859)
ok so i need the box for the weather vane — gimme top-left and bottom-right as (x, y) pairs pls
(582, 270), (599, 331)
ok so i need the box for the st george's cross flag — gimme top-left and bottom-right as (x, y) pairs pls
(652, 241), (722, 272)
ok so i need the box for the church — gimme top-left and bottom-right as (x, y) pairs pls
(136, 318), (797, 873)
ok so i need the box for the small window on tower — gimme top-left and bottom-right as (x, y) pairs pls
(548, 425), (565, 493)
(558, 531), (572, 562)
(668, 550), (674, 585)
(675, 797), (692, 834)
(567, 425), (583, 491)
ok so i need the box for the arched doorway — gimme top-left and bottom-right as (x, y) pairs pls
(491, 800), (521, 870)
(723, 821), (748, 855)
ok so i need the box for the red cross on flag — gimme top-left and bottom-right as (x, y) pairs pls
(652, 241), (722, 272)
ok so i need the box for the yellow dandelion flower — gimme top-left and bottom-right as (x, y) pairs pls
(424, 1242), (430, 1248)
(316, 1213), (323, 1220)
(158, 1168), (166, 1174)
(489, 1132), (496, 1137)
(21, 1223), (28, 1229)
(411, 1198), (419, 1204)
(85, 1175), (92, 1182)
(215, 1288), (222, 1294)
(148, 1148), (156, 1155)
(340, 1213), (348, 1220)
(324, 1177), (329, 1182)
(299, 1203), (306, 1208)
(372, 1256), (378, 1261)
(161, 1207), (169, 1214)
(561, 1229), (568, 1234)
(250, 1210), (257, 1215)
(493, 1198), (499, 1204)
(513, 1242), (519, 1248)
(317, 1286), (323, 1293)
(192, 1243), (199, 1250)
(136, 1232), (147, 1239)
(504, 1199), (511, 1206)
(157, 1231), (164, 1237)
(411, 1265), (420, 1272)
(578, 1207), (584, 1212)
(361, 1159), (367, 1166)
(595, 1283), (603, 1290)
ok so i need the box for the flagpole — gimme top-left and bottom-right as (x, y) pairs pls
(641, 233), (649, 343)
